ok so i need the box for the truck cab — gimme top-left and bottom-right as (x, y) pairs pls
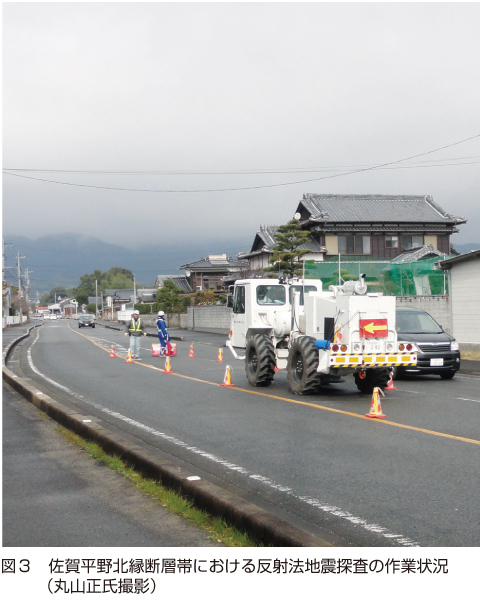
(228, 278), (322, 349)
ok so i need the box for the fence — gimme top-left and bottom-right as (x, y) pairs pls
(304, 257), (450, 296)
(187, 306), (232, 333)
(3, 315), (29, 327)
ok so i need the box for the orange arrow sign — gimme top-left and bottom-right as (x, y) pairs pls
(359, 319), (388, 338)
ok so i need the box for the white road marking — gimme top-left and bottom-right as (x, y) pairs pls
(400, 390), (480, 403)
(26, 326), (418, 547)
(456, 397), (480, 403)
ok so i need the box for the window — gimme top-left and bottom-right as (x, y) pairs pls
(396, 311), (442, 334)
(385, 235), (399, 248)
(233, 286), (245, 314)
(338, 235), (371, 255)
(401, 235), (423, 250)
(289, 285), (317, 305)
(256, 285), (286, 305)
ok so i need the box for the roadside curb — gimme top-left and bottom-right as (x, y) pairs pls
(2, 328), (330, 548)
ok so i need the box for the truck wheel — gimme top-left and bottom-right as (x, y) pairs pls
(245, 334), (276, 387)
(354, 368), (390, 393)
(287, 337), (319, 395)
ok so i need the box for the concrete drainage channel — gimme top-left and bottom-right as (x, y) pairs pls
(2, 324), (330, 548)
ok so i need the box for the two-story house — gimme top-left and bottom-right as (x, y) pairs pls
(238, 224), (326, 270)
(180, 254), (249, 292)
(294, 193), (466, 259)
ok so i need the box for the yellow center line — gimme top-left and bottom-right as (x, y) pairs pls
(68, 323), (480, 447)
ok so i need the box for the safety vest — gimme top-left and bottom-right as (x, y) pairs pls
(129, 317), (142, 332)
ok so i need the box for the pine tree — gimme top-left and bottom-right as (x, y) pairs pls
(265, 219), (311, 279)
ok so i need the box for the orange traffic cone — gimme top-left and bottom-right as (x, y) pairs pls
(216, 348), (225, 362)
(125, 349), (134, 363)
(109, 345), (116, 358)
(163, 355), (174, 374)
(385, 370), (397, 391)
(366, 387), (386, 419)
(188, 344), (196, 358)
(220, 365), (236, 387)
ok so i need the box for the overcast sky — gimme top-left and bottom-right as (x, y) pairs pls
(3, 2), (480, 252)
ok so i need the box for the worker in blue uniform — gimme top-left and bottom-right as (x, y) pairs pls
(156, 310), (171, 356)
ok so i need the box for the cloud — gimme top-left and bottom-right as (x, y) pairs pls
(3, 3), (480, 247)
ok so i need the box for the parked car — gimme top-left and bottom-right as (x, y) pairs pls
(78, 315), (95, 328)
(394, 307), (460, 379)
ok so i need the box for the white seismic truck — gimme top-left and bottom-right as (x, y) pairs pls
(226, 275), (417, 394)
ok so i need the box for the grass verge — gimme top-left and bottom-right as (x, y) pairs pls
(57, 425), (261, 547)
(462, 351), (480, 361)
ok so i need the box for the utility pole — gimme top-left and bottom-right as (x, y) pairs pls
(95, 279), (99, 318)
(17, 252), (26, 319)
(24, 268), (33, 304)
(2, 239), (12, 283)
(2, 239), (13, 318)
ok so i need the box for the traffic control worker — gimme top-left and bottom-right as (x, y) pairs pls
(125, 310), (146, 359)
(156, 310), (171, 356)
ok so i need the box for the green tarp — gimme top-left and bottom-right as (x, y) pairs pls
(304, 256), (452, 296)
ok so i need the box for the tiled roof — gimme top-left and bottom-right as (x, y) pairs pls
(155, 275), (193, 293)
(179, 256), (248, 270)
(391, 244), (448, 264)
(240, 225), (326, 259)
(298, 194), (466, 225)
(103, 289), (135, 301)
(137, 289), (157, 302)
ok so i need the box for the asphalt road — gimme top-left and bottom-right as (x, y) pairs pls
(9, 319), (480, 547)
(2, 381), (222, 547)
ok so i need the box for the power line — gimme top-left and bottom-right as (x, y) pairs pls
(4, 154), (480, 175)
(3, 134), (479, 193)
(5, 160), (479, 192)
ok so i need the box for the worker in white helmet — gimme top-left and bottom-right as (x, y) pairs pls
(125, 309), (146, 359)
(156, 310), (171, 356)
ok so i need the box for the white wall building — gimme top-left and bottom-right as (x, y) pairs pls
(439, 250), (480, 352)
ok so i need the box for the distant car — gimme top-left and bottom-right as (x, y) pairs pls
(78, 315), (95, 328)
(395, 307), (460, 379)
(50, 314), (57, 320)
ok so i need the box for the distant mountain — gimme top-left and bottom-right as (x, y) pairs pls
(4, 233), (251, 295)
(9, 232), (478, 297)
(453, 242), (480, 254)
